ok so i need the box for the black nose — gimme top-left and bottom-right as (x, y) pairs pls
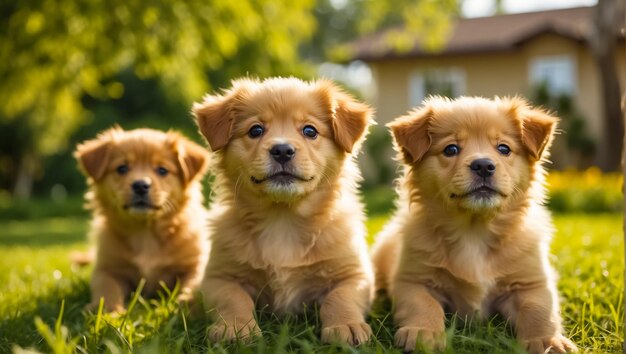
(131, 180), (151, 195)
(270, 144), (296, 164)
(470, 158), (496, 178)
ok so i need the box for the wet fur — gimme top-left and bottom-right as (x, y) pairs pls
(372, 96), (577, 353)
(75, 127), (210, 312)
(193, 77), (375, 345)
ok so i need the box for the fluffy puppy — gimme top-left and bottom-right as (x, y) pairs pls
(192, 77), (374, 345)
(372, 96), (577, 353)
(75, 127), (210, 312)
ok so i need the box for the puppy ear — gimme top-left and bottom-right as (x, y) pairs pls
(519, 107), (559, 161)
(316, 81), (373, 153)
(192, 94), (234, 151)
(333, 97), (372, 153)
(388, 106), (433, 164)
(74, 131), (115, 181)
(193, 81), (253, 152)
(174, 135), (210, 183)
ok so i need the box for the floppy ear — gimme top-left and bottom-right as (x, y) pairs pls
(192, 93), (234, 151)
(315, 81), (373, 153)
(333, 96), (372, 153)
(520, 108), (559, 161)
(175, 136), (210, 183)
(388, 106), (433, 164)
(74, 135), (113, 181)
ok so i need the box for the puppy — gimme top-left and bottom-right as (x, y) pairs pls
(372, 96), (577, 353)
(75, 127), (210, 312)
(192, 77), (374, 345)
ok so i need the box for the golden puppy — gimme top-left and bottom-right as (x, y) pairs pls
(75, 127), (210, 312)
(192, 77), (374, 345)
(372, 96), (577, 353)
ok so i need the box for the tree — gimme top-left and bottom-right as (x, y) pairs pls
(307, 0), (459, 61)
(1, 0), (461, 199)
(0, 0), (317, 199)
(589, 0), (625, 171)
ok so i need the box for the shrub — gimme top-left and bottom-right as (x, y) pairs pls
(546, 168), (623, 214)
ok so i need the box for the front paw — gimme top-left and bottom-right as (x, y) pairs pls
(394, 326), (446, 352)
(321, 322), (372, 345)
(522, 334), (577, 354)
(176, 288), (194, 303)
(208, 319), (261, 343)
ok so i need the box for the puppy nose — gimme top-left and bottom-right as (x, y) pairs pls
(270, 144), (296, 164)
(131, 180), (151, 195)
(470, 158), (496, 178)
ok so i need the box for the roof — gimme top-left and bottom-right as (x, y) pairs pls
(351, 6), (623, 62)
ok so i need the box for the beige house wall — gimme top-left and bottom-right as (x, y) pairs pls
(367, 34), (625, 168)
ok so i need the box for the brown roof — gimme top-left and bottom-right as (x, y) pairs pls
(351, 6), (622, 61)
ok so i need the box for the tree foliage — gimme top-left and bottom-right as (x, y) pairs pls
(0, 0), (317, 197)
(1, 0), (317, 153)
(0, 0), (460, 198)
(322, 0), (459, 61)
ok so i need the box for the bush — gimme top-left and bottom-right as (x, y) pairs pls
(547, 168), (623, 214)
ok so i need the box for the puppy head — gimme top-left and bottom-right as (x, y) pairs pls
(389, 96), (557, 212)
(75, 127), (209, 218)
(193, 77), (372, 202)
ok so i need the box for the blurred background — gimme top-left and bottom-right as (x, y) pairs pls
(0, 0), (623, 219)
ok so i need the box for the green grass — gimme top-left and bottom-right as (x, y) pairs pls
(0, 214), (622, 353)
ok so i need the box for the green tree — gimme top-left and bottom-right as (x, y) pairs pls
(0, 0), (317, 199)
(1, 0), (460, 200)
(323, 0), (459, 61)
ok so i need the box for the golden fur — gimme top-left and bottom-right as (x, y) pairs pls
(372, 96), (577, 353)
(75, 127), (210, 312)
(193, 77), (374, 345)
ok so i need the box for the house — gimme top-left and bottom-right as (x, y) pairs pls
(350, 6), (625, 169)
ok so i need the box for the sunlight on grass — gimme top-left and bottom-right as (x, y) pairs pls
(0, 214), (622, 353)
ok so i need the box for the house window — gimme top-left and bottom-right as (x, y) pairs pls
(408, 68), (466, 107)
(529, 55), (576, 95)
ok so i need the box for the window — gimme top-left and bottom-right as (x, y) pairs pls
(409, 68), (466, 107)
(529, 55), (576, 95)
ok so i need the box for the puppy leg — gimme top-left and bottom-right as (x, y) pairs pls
(392, 281), (446, 352)
(176, 268), (203, 303)
(87, 269), (127, 312)
(498, 285), (577, 354)
(320, 279), (372, 345)
(202, 277), (260, 342)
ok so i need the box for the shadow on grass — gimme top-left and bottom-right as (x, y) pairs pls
(0, 279), (91, 353)
(0, 217), (88, 247)
(370, 291), (524, 354)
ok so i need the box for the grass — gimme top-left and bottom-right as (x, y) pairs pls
(0, 214), (622, 353)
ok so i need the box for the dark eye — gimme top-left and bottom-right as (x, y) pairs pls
(156, 167), (168, 176)
(116, 164), (129, 175)
(302, 125), (318, 139)
(443, 144), (460, 157)
(248, 124), (264, 138)
(497, 144), (511, 156)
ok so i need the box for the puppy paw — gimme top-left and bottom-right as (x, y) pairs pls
(394, 326), (446, 352)
(321, 322), (372, 346)
(208, 321), (261, 343)
(176, 289), (194, 304)
(523, 334), (578, 354)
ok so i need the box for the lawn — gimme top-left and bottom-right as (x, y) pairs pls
(0, 214), (622, 353)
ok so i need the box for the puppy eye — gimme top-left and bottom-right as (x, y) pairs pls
(443, 144), (460, 157)
(497, 144), (511, 156)
(116, 164), (129, 175)
(156, 167), (168, 176)
(248, 124), (264, 138)
(302, 125), (318, 139)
